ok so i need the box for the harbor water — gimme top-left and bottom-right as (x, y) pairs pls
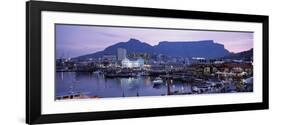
(55, 72), (193, 99)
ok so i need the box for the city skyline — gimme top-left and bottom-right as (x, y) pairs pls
(56, 24), (253, 58)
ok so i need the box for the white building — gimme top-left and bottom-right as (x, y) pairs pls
(122, 58), (144, 68)
(191, 57), (206, 64)
(117, 48), (127, 61)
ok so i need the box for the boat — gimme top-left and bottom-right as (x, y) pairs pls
(93, 70), (102, 74)
(192, 84), (209, 93)
(192, 86), (200, 92)
(152, 77), (164, 84)
(104, 73), (137, 78)
(152, 77), (165, 88)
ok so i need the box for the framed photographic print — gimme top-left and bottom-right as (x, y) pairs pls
(26, 1), (269, 124)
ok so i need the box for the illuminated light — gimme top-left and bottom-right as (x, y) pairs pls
(121, 57), (144, 68)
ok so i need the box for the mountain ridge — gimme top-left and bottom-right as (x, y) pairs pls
(75, 38), (231, 60)
(222, 48), (253, 61)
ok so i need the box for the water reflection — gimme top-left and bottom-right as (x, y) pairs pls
(55, 72), (193, 99)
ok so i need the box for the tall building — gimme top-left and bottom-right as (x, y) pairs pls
(184, 58), (190, 65)
(117, 48), (127, 61)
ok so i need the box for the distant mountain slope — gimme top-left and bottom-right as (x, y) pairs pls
(76, 38), (154, 59)
(104, 38), (154, 55)
(222, 48), (253, 61)
(75, 38), (231, 60)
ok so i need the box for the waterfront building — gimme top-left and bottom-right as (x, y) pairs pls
(150, 64), (165, 70)
(204, 67), (211, 75)
(117, 48), (127, 61)
(191, 57), (206, 64)
(102, 55), (117, 62)
(214, 60), (224, 64)
(184, 58), (190, 65)
(121, 57), (144, 68)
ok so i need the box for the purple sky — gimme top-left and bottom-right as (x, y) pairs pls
(56, 24), (253, 58)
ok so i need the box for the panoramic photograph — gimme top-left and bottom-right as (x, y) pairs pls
(55, 24), (254, 100)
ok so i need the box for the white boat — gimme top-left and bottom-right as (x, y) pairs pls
(152, 77), (164, 84)
(243, 77), (253, 85)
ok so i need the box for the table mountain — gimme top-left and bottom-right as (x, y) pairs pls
(75, 38), (231, 60)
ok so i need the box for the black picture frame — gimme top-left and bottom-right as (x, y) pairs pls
(26, 1), (269, 124)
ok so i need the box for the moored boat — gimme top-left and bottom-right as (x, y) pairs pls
(152, 77), (164, 84)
